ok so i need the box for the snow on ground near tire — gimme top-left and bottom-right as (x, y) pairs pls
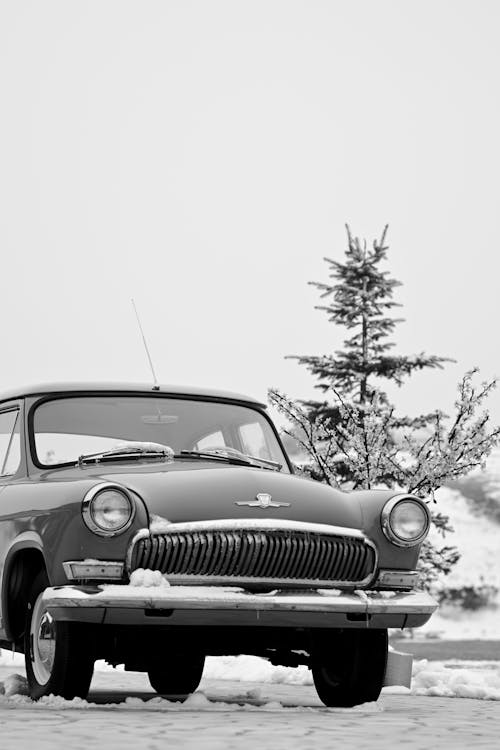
(207, 656), (500, 701)
(410, 659), (500, 700)
(1, 652), (499, 702)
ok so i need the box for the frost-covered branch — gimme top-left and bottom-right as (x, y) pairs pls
(269, 370), (499, 589)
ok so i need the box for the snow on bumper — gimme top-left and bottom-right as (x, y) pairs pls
(42, 585), (438, 630)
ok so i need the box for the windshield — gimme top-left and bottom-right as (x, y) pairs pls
(31, 395), (289, 471)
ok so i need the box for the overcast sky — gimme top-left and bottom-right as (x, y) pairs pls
(1, 0), (499, 425)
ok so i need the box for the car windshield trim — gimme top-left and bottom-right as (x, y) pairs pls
(29, 394), (291, 472)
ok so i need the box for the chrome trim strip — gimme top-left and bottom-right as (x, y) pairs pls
(128, 572), (375, 589)
(235, 499), (291, 508)
(82, 482), (136, 538)
(381, 495), (431, 548)
(125, 519), (379, 588)
(144, 518), (367, 538)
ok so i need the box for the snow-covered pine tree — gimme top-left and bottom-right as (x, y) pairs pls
(269, 227), (500, 589)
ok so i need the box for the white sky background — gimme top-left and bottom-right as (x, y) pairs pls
(1, 0), (500, 424)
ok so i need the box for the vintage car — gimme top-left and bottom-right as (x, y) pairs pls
(0, 382), (437, 705)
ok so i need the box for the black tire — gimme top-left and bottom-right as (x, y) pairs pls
(24, 570), (95, 701)
(311, 629), (388, 707)
(148, 653), (205, 701)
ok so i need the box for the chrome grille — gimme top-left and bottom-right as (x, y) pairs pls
(129, 528), (376, 588)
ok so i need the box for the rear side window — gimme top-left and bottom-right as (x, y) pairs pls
(0, 410), (21, 477)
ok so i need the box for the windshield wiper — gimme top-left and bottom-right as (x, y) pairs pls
(208, 446), (282, 470)
(78, 442), (174, 467)
(77, 443), (282, 471)
(177, 448), (282, 471)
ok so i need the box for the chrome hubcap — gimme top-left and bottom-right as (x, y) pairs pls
(30, 593), (56, 685)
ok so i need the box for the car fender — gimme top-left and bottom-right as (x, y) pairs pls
(0, 532), (46, 640)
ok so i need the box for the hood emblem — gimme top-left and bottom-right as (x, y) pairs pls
(235, 493), (290, 509)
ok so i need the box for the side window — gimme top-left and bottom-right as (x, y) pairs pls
(195, 430), (226, 451)
(238, 422), (271, 460)
(0, 410), (21, 477)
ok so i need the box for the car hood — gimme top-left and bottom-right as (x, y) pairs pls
(51, 459), (363, 530)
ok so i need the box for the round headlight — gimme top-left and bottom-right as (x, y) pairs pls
(83, 484), (135, 536)
(381, 495), (430, 547)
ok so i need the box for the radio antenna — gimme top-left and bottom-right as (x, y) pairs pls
(131, 298), (160, 390)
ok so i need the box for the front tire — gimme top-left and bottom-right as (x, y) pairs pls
(148, 653), (205, 701)
(312, 629), (388, 707)
(24, 571), (95, 701)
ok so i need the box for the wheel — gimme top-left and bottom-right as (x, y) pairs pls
(24, 570), (95, 701)
(311, 629), (388, 707)
(148, 653), (205, 701)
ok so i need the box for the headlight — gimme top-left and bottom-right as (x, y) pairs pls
(82, 483), (135, 537)
(381, 495), (430, 547)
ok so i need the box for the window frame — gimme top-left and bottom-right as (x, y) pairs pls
(26, 392), (293, 473)
(0, 401), (24, 479)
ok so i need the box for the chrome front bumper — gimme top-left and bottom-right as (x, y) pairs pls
(42, 585), (438, 630)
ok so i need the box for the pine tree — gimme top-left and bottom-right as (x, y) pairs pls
(269, 227), (500, 590)
(291, 226), (450, 409)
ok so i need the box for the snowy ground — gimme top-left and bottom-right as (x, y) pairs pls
(0, 656), (499, 750)
(1, 695), (499, 750)
(1, 651), (499, 703)
(1, 691), (498, 750)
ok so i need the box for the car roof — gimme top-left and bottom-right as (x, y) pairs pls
(0, 382), (267, 408)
